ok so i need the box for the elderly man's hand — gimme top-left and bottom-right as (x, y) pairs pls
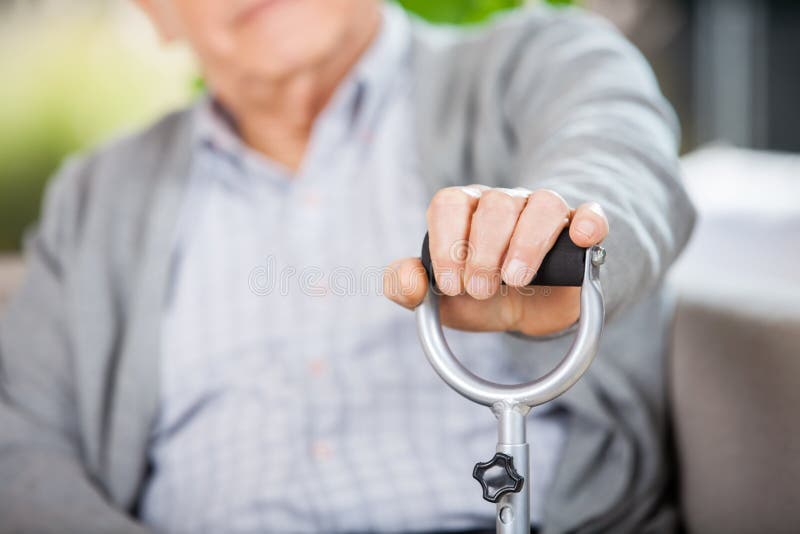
(384, 186), (608, 336)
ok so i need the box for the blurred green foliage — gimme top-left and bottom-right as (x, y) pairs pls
(397, 0), (573, 23)
(0, 9), (194, 251)
(0, 0), (573, 251)
(397, 0), (524, 24)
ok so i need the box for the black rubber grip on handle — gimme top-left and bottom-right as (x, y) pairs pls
(421, 229), (586, 288)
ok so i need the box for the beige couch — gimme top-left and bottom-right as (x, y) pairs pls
(671, 297), (800, 533)
(669, 147), (800, 533)
(0, 148), (798, 533)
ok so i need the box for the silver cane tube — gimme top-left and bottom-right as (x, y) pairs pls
(415, 233), (605, 534)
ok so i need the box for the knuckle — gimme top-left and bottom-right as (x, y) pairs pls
(484, 189), (518, 210)
(447, 239), (473, 264)
(427, 194), (471, 227)
(508, 238), (544, 261)
(532, 189), (570, 215)
(475, 192), (517, 220)
(507, 229), (549, 258)
(467, 248), (503, 273)
(432, 239), (472, 266)
(468, 261), (499, 276)
(429, 188), (471, 212)
(430, 246), (455, 265)
(468, 235), (506, 265)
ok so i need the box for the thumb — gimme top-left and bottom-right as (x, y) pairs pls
(384, 257), (428, 310)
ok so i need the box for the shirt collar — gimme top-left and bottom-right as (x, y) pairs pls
(191, 3), (411, 168)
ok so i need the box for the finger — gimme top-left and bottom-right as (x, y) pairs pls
(504, 286), (581, 336)
(439, 290), (518, 332)
(426, 185), (486, 296)
(383, 258), (428, 310)
(569, 202), (609, 247)
(464, 188), (529, 300)
(437, 285), (580, 334)
(502, 189), (571, 287)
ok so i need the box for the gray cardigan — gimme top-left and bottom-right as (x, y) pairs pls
(0, 7), (695, 534)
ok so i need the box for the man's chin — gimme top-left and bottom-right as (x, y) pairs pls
(239, 46), (336, 83)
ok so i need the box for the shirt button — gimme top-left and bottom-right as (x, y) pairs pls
(308, 358), (327, 376)
(302, 189), (321, 208)
(312, 441), (334, 461)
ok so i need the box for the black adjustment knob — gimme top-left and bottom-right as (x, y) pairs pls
(472, 453), (524, 503)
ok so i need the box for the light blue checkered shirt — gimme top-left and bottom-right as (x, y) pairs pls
(141, 6), (566, 533)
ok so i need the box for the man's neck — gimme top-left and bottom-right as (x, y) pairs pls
(228, 7), (382, 172)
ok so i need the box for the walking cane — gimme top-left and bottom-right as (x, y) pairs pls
(416, 230), (606, 534)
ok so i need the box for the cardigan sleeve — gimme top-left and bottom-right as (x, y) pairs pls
(497, 9), (696, 321)
(0, 158), (151, 534)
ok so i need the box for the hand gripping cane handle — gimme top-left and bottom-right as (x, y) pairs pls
(420, 229), (586, 288)
(416, 229), (606, 408)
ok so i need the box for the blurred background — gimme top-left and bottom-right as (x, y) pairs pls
(0, 1), (798, 532)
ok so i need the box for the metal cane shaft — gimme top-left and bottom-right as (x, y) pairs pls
(416, 237), (606, 534)
(495, 406), (530, 534)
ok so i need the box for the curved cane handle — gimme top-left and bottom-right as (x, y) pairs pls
(415, 246), (605, 408)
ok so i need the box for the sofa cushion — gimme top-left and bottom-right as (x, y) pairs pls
(670, 147), (800, 534)
(672, 298), (800, 534)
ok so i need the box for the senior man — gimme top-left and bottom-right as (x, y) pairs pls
(0, 0), (694, 533)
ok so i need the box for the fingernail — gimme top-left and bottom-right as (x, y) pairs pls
(388, 260), (404, 273)
(504, 258), (535, 286)
(437, 271), (460, 295)
(468, 274), (490, 298)
(574, 219), (597, 240)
